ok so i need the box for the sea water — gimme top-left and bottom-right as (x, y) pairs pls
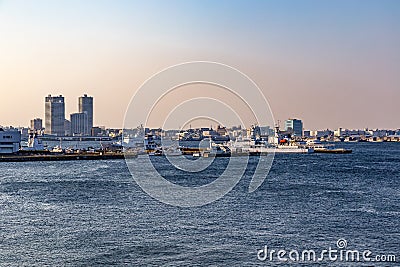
(0, 143), (398, 266)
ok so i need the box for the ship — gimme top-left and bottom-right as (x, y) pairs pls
(144, 134), (162, 155)
(230, 139), (313, 154)
(229, 125), (314, 154)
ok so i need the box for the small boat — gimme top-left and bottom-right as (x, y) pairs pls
(202, 144), (231, 157)
(51, 146), (63, 153)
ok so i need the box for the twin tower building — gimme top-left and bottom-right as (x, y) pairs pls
(44, 94), (93, 136)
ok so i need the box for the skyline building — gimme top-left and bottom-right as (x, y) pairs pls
(30, 118), (42, 131)
(70, 112), (88, 136)
(64, 119), (71, 136)
(284, 118), (303, 136)
(78, 94), (93, 135)
(45, 95), (65, 136)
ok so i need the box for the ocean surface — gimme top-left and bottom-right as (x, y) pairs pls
(0, 143), (398, 266)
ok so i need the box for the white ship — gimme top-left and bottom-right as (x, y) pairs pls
(229, 125), (314, 154)
(24, 132), (45, 151)
(230, 139), (313, 154)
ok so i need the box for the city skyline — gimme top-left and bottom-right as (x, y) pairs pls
(0, 91), (400, 132)
(0, 1), (399, 129)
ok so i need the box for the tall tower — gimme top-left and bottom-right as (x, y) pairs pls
(78, 94), (93, 135)
(45, 95), (65, 136)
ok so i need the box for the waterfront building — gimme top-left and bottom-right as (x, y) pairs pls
(284, 119), (303, 136)
(0, 128), (21, 154)
(91, 126), (102, 136)
(162, 129), (179, 138)
(259, 126), (274, 136)
(216, 125), (228, 136)
(334, 128), (342, 137)
(145, 128), (163, 136)
(372, 129), (389, 137)
(70, 113), (88, 136)
(248, 125), (261, 140)
(303, 130), (312, 138)
(107, 129), (123, 138)
(30, 118), (42, 131)
(64, 119), (71, 136)
(316, 130), (333, 138)
(78, 94), (93, 135)
(18, 127), (29, 140)
(45, 95), (65, 136)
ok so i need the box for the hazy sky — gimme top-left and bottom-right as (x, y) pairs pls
(0, 0), (399, 130)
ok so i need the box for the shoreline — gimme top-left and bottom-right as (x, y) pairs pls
(0, 152), (128, 162)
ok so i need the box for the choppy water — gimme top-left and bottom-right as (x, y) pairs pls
(0, 143), (398, 266)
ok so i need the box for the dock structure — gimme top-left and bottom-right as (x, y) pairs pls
(0, 152), (131, 162)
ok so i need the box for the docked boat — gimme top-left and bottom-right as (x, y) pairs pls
(144, 134), (162, 154)
(23, 132), (46, 151)
(202, 143), (231, 157)
(229, 125), (314, 154)
(229, 139), (313, 154)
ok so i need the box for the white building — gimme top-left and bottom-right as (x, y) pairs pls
(0, 128), (21, 154)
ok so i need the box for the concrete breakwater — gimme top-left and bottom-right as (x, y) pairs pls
(0, 152), (132, 162)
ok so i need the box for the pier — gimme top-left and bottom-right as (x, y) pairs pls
(0, 152), (130, 162)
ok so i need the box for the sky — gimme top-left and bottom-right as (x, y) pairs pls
(0, 0), (399, 130)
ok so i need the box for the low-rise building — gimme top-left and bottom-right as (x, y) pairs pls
(0, 128), (21, 154)
(284, 119), (303, 136)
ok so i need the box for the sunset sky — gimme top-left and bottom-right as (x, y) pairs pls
(0, 0), (399, 130)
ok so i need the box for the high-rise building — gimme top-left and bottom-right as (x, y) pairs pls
(284, 118), (303, 136)
(78, 94), (93, 135)
(30, 118), (42, 131)
(45, 95), (65, 136)
(70, 112), (88, 136)
(64, 119), (71, 136)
